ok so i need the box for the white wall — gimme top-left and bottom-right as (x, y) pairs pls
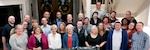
(0, 0), (31, 21)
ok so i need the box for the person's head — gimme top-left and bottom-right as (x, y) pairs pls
(15, 24), (23, 35)
(98, 23), (105, 31)
(136, 22), (144, 32)
(21, 21), (28, 29)
(121, 18), (128, 25)
(24, 15), (31, 23)
(59, 22), (66, 32)
(91, 25), (98, 34)
(78, 13), (84, 20)
(96, 2), (101, 10)
(67, 14), (73, 22)
(32, 19), (39, 28)
(128, 22), (135, 30)
(51, 24), (58, 34)
(102, 17), (110, 24)
(41, 18), (48, 25)
(33, 26), (42, 34)
(56, 11), (62, 19)
(77, 21), (83, 29)
(114, 22), (122, 31)
(84, 17), (90, 25)
(110, 11), (117, 18)
(43, 11), (51, 19)
(92, 12), (98, 19)
(126, 10), (131, 18)
(66, 24), (74, 34)
(8, 16), (15, 24)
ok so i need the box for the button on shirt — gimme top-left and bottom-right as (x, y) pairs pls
(132, 31), (149, 50)
(41, 24), (51, 36)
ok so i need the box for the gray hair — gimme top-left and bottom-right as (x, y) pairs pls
(66, 24), (74, 31)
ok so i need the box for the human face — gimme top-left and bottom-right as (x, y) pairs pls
(41, 18), (48, 25)
(16, 25), (23, 35)
(22, 22), (28, 29)
(93, 13), (98, 19)
(67, 28), (73, 34)
(24, 15), (30, 22)
(77, 21), (83, 29)
(32, 22), (38, 28)
(115, 23), (121, 30)
(43, 12), (50, 19)
(98, 23), (104, 30)
(136, 23), (143, 32)
(84, 19), (89, 25)
(8, 16), (15, 24)
(110, 12), (116, 18)
(52, 27), (57, 34)
(122, 19), (128, 25)
(96, 2), (101, 10)
(56, 12), (62, 19)
(126, 11), (131, 18)
(128, 23), (135, 30)
(35, 28), (41, 34)
(91, 26), (98, 34)
(67, 14), (73, 21)
(78, 13), (84, 20)
(60, 24), (65, 30)
(103, 18), (109, 24)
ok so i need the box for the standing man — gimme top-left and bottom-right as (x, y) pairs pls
(106, 22), (128, 50)
(121, 11), (137, 24)
(91, 2), (107, 19)
(132, 22), (149, 50)
(43, 11), (53, 25)
(77, 13), (84, 22)
(83, 17), (92, 36)
(2, 16), (16, 50)
(54, 11), (65, 28)
(24, 15), (32, 37)
(41, 18), (51, 36)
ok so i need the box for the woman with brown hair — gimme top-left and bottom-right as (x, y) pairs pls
(58, 22), (66, 39)
(28, 26), (48, 50)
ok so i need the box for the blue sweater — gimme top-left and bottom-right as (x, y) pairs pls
(63, 33), (79, 48)
(106, 29), (128, 50)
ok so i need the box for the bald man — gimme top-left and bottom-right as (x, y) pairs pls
(2, 16), (16, 50)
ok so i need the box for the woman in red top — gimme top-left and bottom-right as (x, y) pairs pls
(126, 22), (136, 49)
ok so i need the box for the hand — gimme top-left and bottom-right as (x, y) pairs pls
(37, 47), (41, 50)
(3, 46), (8, 50)
(96, 45), (100, 48)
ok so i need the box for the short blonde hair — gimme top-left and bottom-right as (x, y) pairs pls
(66, 24), (74, 31)
(51, 24), (58, 30)
(91, 25), (98, 34)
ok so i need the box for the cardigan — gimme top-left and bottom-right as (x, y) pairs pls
(106, 29), (128, 50)
(62, 33), (79, 48)
(28, 33), (49, 50)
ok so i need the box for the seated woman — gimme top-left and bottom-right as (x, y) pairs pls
(48, 24), (62, 49)
(97, 23), (109, 50)
(85, 25), (101, 47)
(9, 24), (28, 50)
(63, 24), (79, 48)
(28, 26), (48, 50)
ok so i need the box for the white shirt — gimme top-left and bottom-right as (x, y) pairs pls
(112, 29), (122, 50)
(48, 32), (62, 49)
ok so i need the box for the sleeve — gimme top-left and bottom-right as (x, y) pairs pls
(48, 34), (51, 48)
(27, 36), (33, 49)
(62, 35), (67, 48)
(9, 35), (24, 50)
(144, 34), (150, 50)
(75, 34), (79, 47)
(106, 31), (111, 50)
(58, 34), (62, 48)
(2, 27), (7, 36)
(124, 30), (129, 49)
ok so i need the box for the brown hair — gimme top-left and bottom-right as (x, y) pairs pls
(58, 22), (66, 33)
(32, 19), (38, 23)
(33, 26), (43, 34)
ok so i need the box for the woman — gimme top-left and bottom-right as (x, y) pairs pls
(85, 25), (101, 47)
(90, 11), (101, 26)
(48, 24), (62, 49)
(9, 24), (28, 50)
(102, 17), (112, 31)
(28, 26), (48, 50)
(98, 23), (108, 50)
(126, 22), (136, 49)
(22, 21), (28, 35)
(58, 22), (66, 39)
(121, 18), (128, 30)
(63, 24), (79, 48)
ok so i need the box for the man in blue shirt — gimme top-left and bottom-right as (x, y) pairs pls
(41, 18), (51, 36)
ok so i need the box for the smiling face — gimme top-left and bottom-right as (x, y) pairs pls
(98, 23), (104, 30)
(56, 11), (62, 19)
(115, 23), (122, 30)
(41, 18), (48, 25)
(43, 11), (51, 19)
(15, 25), (23, 35)
(77, 21), (83, 29)
(136, 23), (144, 32)
(128, 23), (135, 30)
(8, 16), (15, 24)
(96, 2), (101, 10)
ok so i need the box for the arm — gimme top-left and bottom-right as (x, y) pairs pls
(9, 36), (24, 50)
(58, 34), (62, 48)
(62, 35), (67, 48)
(2, 36), (7, 50)
(85, 41), (90, 47)
(144, 35), (149, 50)
(48, 34), (51, 48)
(28, 36), (34, 49)
(99, 41), (106, 47)
(75, 34), (79, 47)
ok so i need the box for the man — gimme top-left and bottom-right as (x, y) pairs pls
(91, 2), (107, 19)
(77, 13), (84, 22)
(121, 11), (137, 24)
(41, 18), (51, 36)
(54, 11), (65, 28)
(132, 22), (149, 50)
(24, 15), (32, 37)
(2, 16), (16, 50)
(65, 14), (76, 26)
(83, 17), (92, 36)
(74, 21), (86, 47)
(106, 22), (128, 50)
(43, 11), (53, 25)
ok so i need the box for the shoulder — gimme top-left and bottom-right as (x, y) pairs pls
(142, 32), (149, 37)
(10, 34), (16, 38)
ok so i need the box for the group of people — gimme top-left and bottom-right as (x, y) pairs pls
(1, 1), (150, 50)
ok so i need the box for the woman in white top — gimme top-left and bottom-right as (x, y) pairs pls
(48, 24), (62, 49)
(9, 24), (28, 50)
